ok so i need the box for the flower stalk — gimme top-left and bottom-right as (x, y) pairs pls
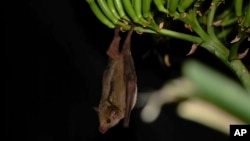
(86, 0), (250, 92)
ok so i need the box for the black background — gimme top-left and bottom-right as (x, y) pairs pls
(5, 0), (249, 141)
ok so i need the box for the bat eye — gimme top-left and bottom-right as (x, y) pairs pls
(106, 119), (111, 123)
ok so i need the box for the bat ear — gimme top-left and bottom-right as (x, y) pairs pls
(93, 107), (99, 113)
(110, 109), (118, 118)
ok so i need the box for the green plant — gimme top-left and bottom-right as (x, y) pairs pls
(86, 0), (250, 92)
(86, 1), (250, 129)
(140, 60), (250, 130)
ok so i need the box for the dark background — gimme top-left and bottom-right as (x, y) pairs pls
(5, 0), (249, 141)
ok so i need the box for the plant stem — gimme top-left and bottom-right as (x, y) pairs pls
(200, 39), (229, 62)
(183, 60), (250, 123)
(134, 26), (203, 43)
(158, 28), (203, 43)
(135, 25), (250, 93)
(228, 60), (250, 92)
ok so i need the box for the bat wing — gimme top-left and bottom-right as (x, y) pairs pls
(123, 55), (137, 127)
(122, 26), (137, 127)
(101, 28), (121, 102)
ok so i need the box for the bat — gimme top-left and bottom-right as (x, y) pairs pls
(95, 26), (137, 134)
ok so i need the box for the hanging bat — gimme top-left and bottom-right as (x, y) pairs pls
(95, 26), (137, 134)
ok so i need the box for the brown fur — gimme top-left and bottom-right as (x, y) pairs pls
(96, 27), (137, 133)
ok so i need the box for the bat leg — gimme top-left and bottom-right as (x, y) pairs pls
(106, 27), (121, 59)
(122, 25), (134, 53)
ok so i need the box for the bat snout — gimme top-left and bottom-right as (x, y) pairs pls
(99, 125), (109, 134)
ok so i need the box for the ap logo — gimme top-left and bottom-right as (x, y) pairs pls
(234, 129), (247, 136)
(230, 125), (250, 141)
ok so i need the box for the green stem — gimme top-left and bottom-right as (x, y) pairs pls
(207, 0), (220, 37)
(142, 0), (152, 19)
(86, 0), (114, 28)
(133, 0), (143, 18)
(96, 0), (119, 24)
(122, 0), (139, 23)
(200, 39), (229, 62)
(229, 33), (247, 60)
(153, 0), (168, 14)
(221, 17), (237, 27)
(168, 0), (180, 15)
(228, 60), (250, 92)
(178, 0), (196, 13)
(122, 0), (148, 26)
(217, 27), (232, 39)
(243, 2), (250, 27)
(185, 10), (210, 41)
(208, 1), (227, 44)
(183, 60), (250, 123)
(133, 0), (151, 26)
(183, 11), (229, 61)
(216, 3), (234, 20)
(204, 0), (229, 61)
(134, 26), (156, 34)
(235, 0), (243, 17)
(158, 28), (203, 44)
(113, 0), (130, 21)
(107, 0), (120, 19)
(134, 26), (203, 44)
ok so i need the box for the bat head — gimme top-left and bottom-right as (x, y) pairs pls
(95, 105), (124, 134)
